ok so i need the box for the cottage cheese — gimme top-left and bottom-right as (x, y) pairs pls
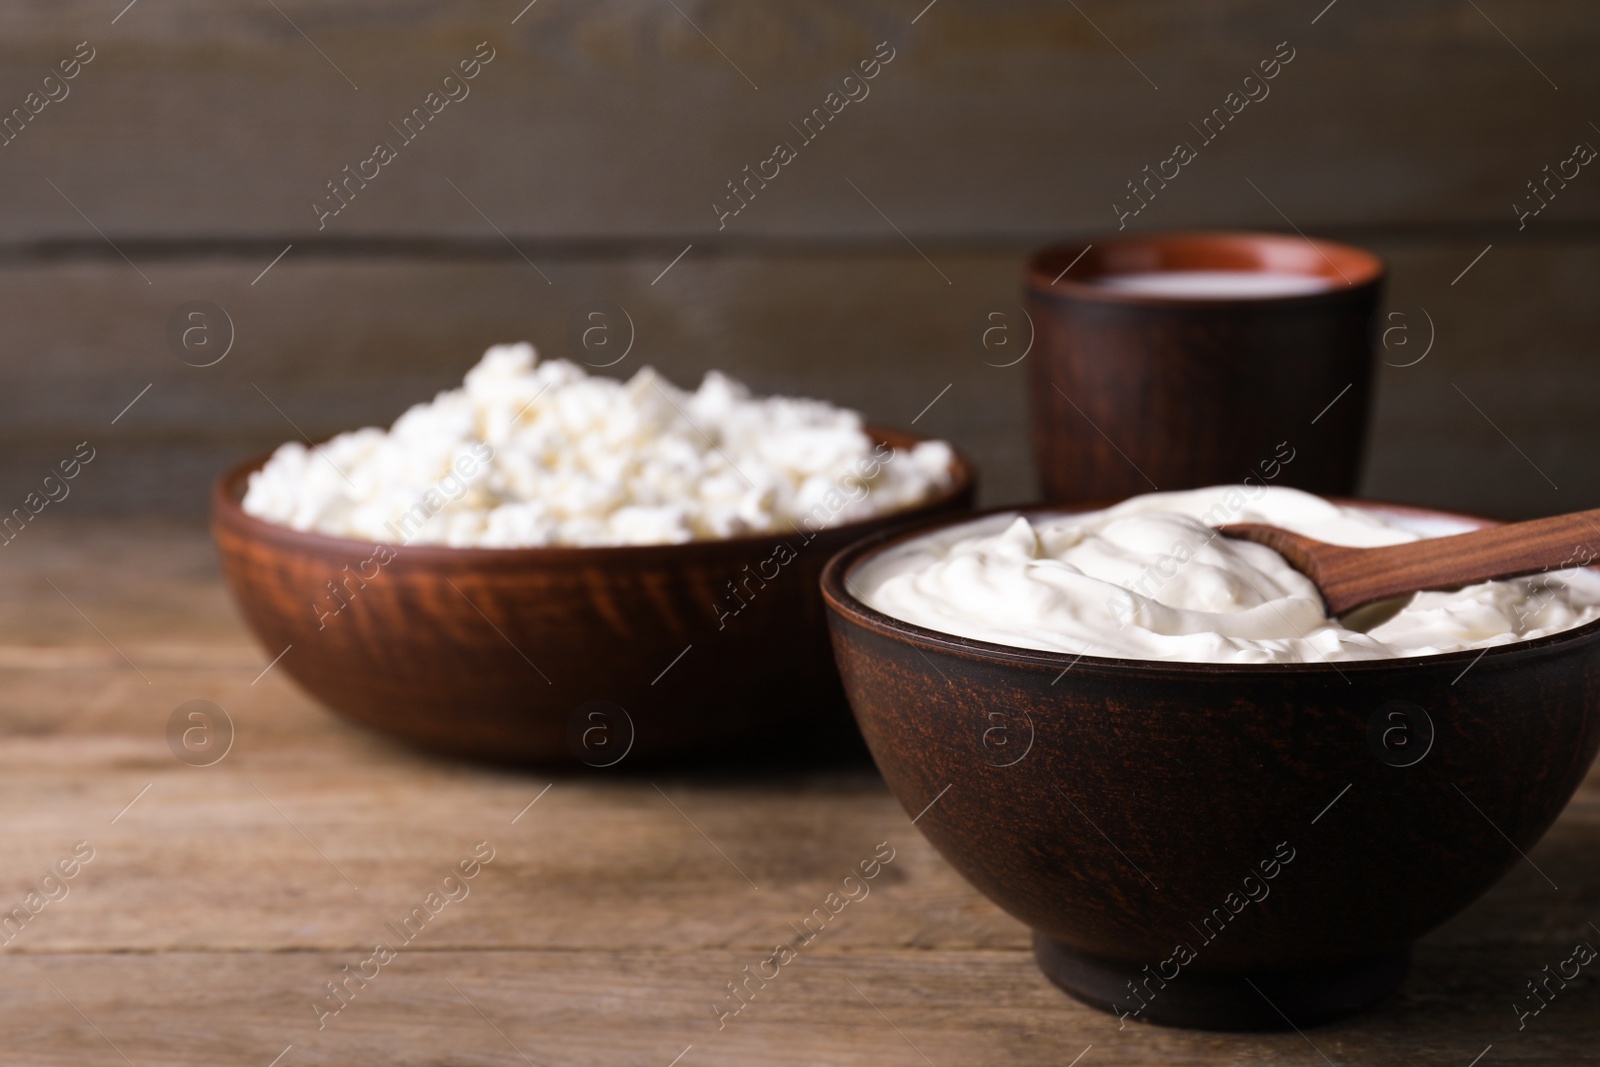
(853, 486), (1600, 663)
(241, 343), (956, 547)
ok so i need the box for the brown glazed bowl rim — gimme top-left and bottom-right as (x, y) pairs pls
(821, 499), (1600, 677)
(1025, 230), (1386, 306)
(211, 424), (976, 565)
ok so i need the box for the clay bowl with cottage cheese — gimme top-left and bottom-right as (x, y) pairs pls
(821, 501), (1600, 1031)
(212, 427), (973, 767)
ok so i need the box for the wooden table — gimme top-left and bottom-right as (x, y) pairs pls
(3, 518), (1596, 1065)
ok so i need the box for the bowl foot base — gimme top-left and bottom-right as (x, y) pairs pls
(1032, 934), (1410, 1031)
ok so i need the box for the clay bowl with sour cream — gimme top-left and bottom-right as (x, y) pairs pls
(212, 428), (973, 767)
(821, 501), (1600, 1031)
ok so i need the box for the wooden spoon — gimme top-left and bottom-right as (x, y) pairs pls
(1218, 510), (1600, 617)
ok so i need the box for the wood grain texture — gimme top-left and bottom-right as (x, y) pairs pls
(2, 946), (1597, 1067)
(1224, 507), (1600, 615)
(0, 1), (1597, 240)
(1, 0), (1597, 1050)
(1, 235), (1598, 520)
(1, 519), (1598, 1059)
(0, 0), (1594, 525)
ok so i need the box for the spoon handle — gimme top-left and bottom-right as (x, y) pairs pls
(1226, 510), (1600, 616)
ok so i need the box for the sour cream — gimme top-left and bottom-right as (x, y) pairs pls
(854, 486), (1600, 663)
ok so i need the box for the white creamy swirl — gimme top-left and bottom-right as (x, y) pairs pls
(855, 486), (1600, 663)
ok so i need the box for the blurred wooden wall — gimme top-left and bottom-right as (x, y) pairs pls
(1, 0), (1597, 518)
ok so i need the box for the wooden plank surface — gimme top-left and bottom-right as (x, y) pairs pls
(6, 234), (1599, 519)
(1, 0), (1596, 524)
(0, 519), (1596, 1063)
(0, 1), (1596, 240)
